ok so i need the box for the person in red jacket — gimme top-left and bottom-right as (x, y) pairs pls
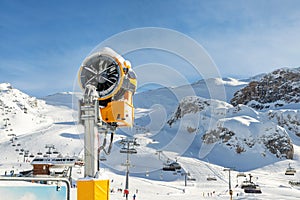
(124, 189), (129, 199)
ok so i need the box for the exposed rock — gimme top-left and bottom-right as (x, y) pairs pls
(202, 125), (293, 159)
(167, 95), (295, 160)
(267, 110), (300, 137)
(231, 67), (300, 109)
(261, 131), (294, 159)
(167, 96), (210, 126)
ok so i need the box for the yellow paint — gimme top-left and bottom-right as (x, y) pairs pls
(77, 179), (110, 200)
(100, 100), (134, 127)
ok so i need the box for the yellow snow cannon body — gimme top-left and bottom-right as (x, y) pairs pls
(78, 47), (137, 127)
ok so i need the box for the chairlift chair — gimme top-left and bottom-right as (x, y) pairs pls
(207, 175), (217, 181)
(285, 163), (296, 175)
(99, 156), (107, 161)
(244, 183), (262, 194)
(237, 172), (246, 178)
(128, 148), (137, 154)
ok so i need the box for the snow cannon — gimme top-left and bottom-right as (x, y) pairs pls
(78, 47), (137, 127)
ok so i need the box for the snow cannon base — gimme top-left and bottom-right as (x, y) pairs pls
(77, 179), (109, 200)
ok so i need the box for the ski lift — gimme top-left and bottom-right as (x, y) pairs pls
(237, 172), (246, 178)
(99, 156), (107, 161)
(162, 162), (181, 171)
(29, 154), (35, 158)
(207, 175), (217, 181)
(187, 176), (196, 181)
(162, 166), (175, 171)
(244, 183), (262, 194)
(241, 174), (262, 194)
(19, 152), (23, 155)
(120, 148), (137, 154)
(289, 181), (300, 186)
(37, 151), (43, 155)
(120, 147), (127, 154)
(53, 151), (59, 154)
(241, 180), (252, 189)
(128, 148), (137, 154)
(285, 163), (296, 175)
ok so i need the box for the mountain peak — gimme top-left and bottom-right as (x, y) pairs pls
(0, 83), (13, 91)
(231, 67), (300, 109)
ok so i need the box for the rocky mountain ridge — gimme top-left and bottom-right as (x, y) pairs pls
(168, 96), (294, 162)
(231, 67), (300, 109)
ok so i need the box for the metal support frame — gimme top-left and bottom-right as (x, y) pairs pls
(224, 168), (233, 200)
(0, 177), (71, 200)
(79, 99), (99, 178)
(119, 138), (139, 200)
(181, 172), (190, 187)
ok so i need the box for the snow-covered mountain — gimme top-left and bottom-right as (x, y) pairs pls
(167, 96), (294, 170)
(0, 83), (53, 142)
(133, 77), (247, 116)
(231, 67), (300, 109)
(42, 92), (82, 109)
(1, 67), (300, 199)
(129, 68), (300, 170)
(38, 68), (300, 170)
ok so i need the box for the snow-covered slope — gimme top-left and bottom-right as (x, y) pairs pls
(166, 96), (294, 170)
(42, 92), (81, 109)
(0, 83), (53, 142)
(133, 77), (247, 116)
(1, 67), (300, 199)
(40, 70), (300, 171)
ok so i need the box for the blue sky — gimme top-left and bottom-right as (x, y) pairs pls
(0, 185), (67, 199)
(0, 0), (300, 97)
